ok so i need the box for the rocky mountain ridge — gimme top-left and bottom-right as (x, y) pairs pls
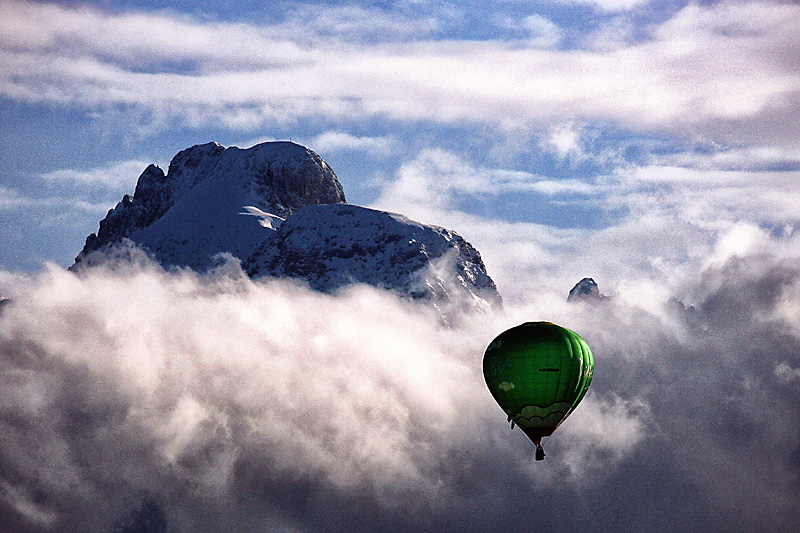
(244, 203), (500, 307)
(75, 141), (345, 271)
(74, 141), (500, 308)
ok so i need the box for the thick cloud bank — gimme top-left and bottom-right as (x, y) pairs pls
(1, 248), (799, 531)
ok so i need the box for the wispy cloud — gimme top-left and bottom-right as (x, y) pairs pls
(273, 3), (449, 43)
(494, 13), (564, 48)
(310, 131), (396, 157)
(653, 146), (800, 172)
(373, 148), (598, 215)
(1, 1), (798, 146)
(39, 159), (150, 190)
(615, 165), (800, 226)
(562, 0), (653, 12)
(0, 185), (109, 213)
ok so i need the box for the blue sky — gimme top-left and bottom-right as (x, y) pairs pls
(2, 1), (800, 531)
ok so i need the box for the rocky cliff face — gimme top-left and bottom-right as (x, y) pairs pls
(73, 141), (501, 309)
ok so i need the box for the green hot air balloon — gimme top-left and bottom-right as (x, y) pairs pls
(483, 322), (594, 460)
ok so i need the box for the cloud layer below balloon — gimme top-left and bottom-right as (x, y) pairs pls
(1, 235), (799, 531)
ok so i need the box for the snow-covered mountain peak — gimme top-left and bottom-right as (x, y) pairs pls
(72, 141), (501, 310)
(74, 141), (345, 270)
(244, 203), (501, 309)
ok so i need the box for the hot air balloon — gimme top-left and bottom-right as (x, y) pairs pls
(483, 321), (594, 460)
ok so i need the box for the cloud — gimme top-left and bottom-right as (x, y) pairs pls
(39, 159), (150, 190)
(494, 14), (564, 48)
(774, 362), (800, 385)
(2, 234), (800, 530)
(310, 131), (396, 157)
(0, 256), (619, 530)
(274, 3), (448, 43)
(0, 260), (474, 529)
(0, 185), (108, 214)
(363, 145), (800, 317)
(0, 186), (30, 209)
(373, 148), (595, 214)
(0, 0), (308, 70)
(520, 14), (564, 48)
(654, 145), (800, 172)
(617, 165), (800, 226)
(546, 122), (584, 158)
(564, 0), (652, 12)
(530, 179), (596, 196)
(1, 1), (798, 147)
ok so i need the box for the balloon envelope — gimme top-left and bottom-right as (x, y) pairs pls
(483, 322), (594, 445)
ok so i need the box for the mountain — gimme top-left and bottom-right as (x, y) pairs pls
(74, 141), (345, 271)
(244, 203), (501, 308)
(567, 277), (607, 303)
(73, 141), (501, 308)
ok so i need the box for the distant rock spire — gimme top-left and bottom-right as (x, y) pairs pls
(567, 277), (606, 303)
